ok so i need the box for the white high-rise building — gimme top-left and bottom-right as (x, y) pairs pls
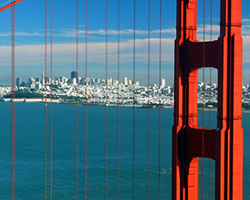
(161, 78), (166, 88)
(167, 86), (171, 94)
(72, 78), (77, 86)
(124, 77), (128, 85)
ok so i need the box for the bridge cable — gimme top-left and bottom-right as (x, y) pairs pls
(44, 0), (48, 199)
(85, 0), (88, 199)
(117, 0), (120, 199)
(208, 0), (213, 199)
(132, 0), (136, 199)
(202, 0), (206, 199)
(11, 1), (15, 199)
(50, 0), (53, 199)
(105, 0), (108, 199)
(158, 0), (162, 199)
(147, 0), (151, 199)
(75, 0), (79, 199)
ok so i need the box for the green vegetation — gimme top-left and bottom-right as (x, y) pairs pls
(3, 91), (60, 99)
(3, 91), (43, 98)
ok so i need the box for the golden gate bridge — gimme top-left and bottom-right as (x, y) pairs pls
(0, 0), (245, 199)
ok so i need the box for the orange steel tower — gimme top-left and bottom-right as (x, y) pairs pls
(172, 0), (243, 199)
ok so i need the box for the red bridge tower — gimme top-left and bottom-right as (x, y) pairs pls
(172, 0), (243, 199)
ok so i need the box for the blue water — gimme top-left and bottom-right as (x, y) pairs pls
(0, 102), (249, 199)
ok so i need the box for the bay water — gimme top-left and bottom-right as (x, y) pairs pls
(0, 102), (249, 199)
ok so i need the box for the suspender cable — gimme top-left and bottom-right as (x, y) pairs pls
(44, 0), (48, 199)
(147, 0), (151, 199)
(117, 0), (120, 199)
(202, 0), (206, 199)
(158, 0), (162, 199)
(132, 0), (136, 199)
(11, 1), (15, 199)
(208, 0), (212, 199)
(50, 0), (53, 199)
(84, 0), (88, 199)
(105, 0), (108, 199)
(75, 0), (79, 199)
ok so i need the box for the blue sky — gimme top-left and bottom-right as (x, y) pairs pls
(0, 0), (250, 85)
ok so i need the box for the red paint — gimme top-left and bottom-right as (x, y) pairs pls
(11, 3), (15, 200)
(85, 1), (88, 199)
(0, 1), (23, 200)
(0, 0), (22, 12)
(173, 0), (243, 199)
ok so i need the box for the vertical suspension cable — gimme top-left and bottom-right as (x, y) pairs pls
(44, 0), (48, 199)
(50, 0), (53, 199)
(11, 1), (15, 200)
(75, 0), (79, 199)
(208, 0), (212, 199)
(202, 0), (206, 199)
(132, 0), (136, 199)
(158, 0), (162, 199)
(117, 0), (120, 199)
(84, 0), (88, 199)
(147, 0), (151, 199)
(105, 0), (108, 199)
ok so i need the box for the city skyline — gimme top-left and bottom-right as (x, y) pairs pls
(1, 70), (249, 110)
(13, 70), (221, 87)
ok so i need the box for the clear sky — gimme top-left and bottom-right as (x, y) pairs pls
(0, 0), (249, 85)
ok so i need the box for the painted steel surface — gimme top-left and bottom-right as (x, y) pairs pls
(172, 0), (243, 199)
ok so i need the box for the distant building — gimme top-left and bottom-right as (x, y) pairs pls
(28, 77), (35, 87)
(114, 80), (119, 85)
(124, 77), (128, 85)
(107, 77), (112, 85)
(161, 78), (166, 88)
(35, 77), (40, 83)
(16, 77), (22, 88)
(167, 86), (171, 94)
(72, 78), (77, 86)
(30, 83), (36, 89)
(59, 76), (67, 83)
(91, 78), (96, 84)
(42, 72), (45, 86)
(71, 71), (78, 80)
(35, 82), (42, 90)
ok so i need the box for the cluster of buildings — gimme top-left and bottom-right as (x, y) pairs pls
(0, 71), (250, 110)
(9, 71), (173, 107)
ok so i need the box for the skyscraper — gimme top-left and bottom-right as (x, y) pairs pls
(161, 78), (166, 88)
(71, 71), (78, 80)
(16, 77), (21, 88)
(124, 77), (128, 86)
